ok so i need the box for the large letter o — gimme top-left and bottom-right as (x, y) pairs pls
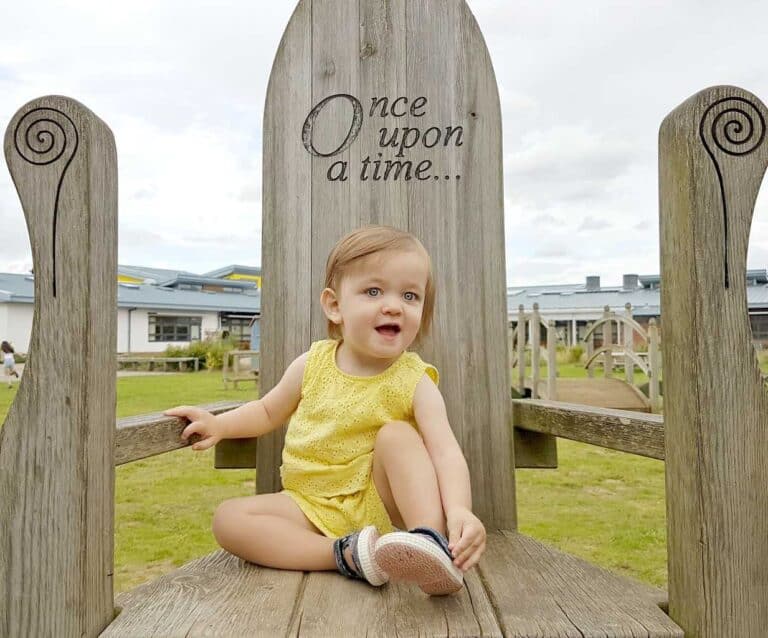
(302, 94), (363, 157)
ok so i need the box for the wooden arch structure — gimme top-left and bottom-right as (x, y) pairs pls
(1, 2), (766, 637)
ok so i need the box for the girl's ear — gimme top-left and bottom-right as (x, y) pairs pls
(320, 288), (342, 326)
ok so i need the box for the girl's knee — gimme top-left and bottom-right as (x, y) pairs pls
(212, 498), (245, 547)
(375, 420), (422, 451)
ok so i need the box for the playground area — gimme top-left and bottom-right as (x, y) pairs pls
(2, 1), (767, 637)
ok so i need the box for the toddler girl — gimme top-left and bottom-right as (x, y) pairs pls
(166, 226), (486, 595)
(2, 341), (19, 388)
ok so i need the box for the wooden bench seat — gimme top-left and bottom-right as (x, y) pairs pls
(103, 532), (681, 637)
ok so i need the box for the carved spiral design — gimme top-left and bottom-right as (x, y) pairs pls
(701, 97), (765, 156)
(13, 107), (78, 166)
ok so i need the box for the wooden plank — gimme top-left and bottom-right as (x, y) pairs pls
(660, 85), (768, 636)
(290, 569), (501, 637)
(528, 376), (650, 412)
(252, 0), (313, 487)
(259, 0), (514, 528)
(115, 401), (244, 466)
(103, 551), (304, 637)
(406, 0), (515, 529)
(1, 96), (117, 637)
(481, 531), (682, 637)
(513, 399), (665, 460)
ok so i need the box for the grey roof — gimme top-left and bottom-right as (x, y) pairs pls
(118, 265), (197, 283)
(508, 284), (661, 316)
(508, 269), (768, 317)
(202, 265), (262, 278)
(157, 274), (258, 289)
(0, 273), (260, 313)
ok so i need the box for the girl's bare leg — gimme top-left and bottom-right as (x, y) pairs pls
(372, 421), (446, 534)
(212, 492), (337, 571)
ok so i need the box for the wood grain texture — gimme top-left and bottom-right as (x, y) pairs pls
(105, 535), (682, 637)
(660, 85), (768, 637)
(260, 0), (515, 529)
(255, 0), (313, 490)
(103, 551), (304, 637)
(1, 96), (117, 637)
(481, 532), (682, 637)
(116, 401), (244, 466)
(513, 399), (665, 460)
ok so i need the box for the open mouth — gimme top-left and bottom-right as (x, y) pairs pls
(375, 324), (401, 337)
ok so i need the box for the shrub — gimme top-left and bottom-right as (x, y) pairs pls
(567, 345), (585, 364)
(163, 337), (235, 370)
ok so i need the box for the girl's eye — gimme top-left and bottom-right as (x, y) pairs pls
(404, 291), (419, 301)
(365, 288), (381, 297)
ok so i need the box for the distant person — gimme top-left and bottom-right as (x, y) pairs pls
(2, 341), (20, 388)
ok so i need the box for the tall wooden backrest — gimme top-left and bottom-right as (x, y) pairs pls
(258, 0), (515, 529)
(660, 86), (768, 636)
(0, 97), (117, 636)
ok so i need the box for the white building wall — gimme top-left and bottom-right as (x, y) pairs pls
(117, 308), (129, 352)
(124, 308), (220, 353)
(0, 303), (34, 352)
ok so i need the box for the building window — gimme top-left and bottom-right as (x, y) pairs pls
(750, 314), (768, 343)
(221, 315), (254, 347)
(148, 315), (202, 342)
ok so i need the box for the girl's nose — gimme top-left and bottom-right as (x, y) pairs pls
(381, 296), (403, 314)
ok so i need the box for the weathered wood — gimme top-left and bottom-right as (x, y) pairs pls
(530, 303), (541, 399)
(103, 551), (304, 637)
(260, 0), (514, 528)
(624, 303), (634, 383)
(546, 320), (557, 401)
(648, 318), (661, 413)
(481, 532), (682, 637)
(660, 85), (768, 636)
(248, 0), (313, 484)
(602, 305), (613, 378)
(526, 377), (650, 412)
(104, 533), (682, 637)
(517, 304), (525, 393)
(115, 401), (245, 466)
(1, 96), (117, 637)
(586, 321), (595, 378)
(513, 399), (665, 460)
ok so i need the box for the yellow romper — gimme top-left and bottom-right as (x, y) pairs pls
(280, 339), (438, 538)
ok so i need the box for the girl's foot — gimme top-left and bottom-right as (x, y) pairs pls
(333, 525), (388, 587)
(374, 527), (463, 596)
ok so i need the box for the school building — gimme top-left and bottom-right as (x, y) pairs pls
(4, 266), (768, 353)
(508, 270), (768, 347)
(0, 265), (261, 354)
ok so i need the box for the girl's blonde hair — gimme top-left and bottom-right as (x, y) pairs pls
(324, 225), (435, 341)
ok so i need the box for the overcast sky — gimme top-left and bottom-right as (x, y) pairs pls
(2, 0), (768, 286)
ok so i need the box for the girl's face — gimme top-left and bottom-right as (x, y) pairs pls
(323, 248), (429, 363)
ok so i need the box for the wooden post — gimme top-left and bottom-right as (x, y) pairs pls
(258, 0), (515, 527)
(648, 318), (661, 413)
(517, 304), (526, 395)
(0, 96), (117, 637)
(531, 303), (541, 399)
(586, 321), (595, 378)
(624, 303), (634, 384)
(603, 305), (613, 378)
(660, 85), (768, 636)
(547, 320), (557, 401)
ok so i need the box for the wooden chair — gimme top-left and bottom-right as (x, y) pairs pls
(2, 2), (765, 636)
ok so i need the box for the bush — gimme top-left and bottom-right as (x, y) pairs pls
(164, 337), (235, 370)
(567, 345), (584, 364)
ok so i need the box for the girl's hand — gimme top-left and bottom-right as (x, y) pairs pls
(446, 507), (486, 572)
(164, 406), (223, 451)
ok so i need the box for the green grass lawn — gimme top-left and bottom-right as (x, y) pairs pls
(2, 369), (667, 593)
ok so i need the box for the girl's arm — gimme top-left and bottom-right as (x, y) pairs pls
(412, 374), (472, 514)
(165, 352), (308, 451)
(413, 374), (486, 571)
